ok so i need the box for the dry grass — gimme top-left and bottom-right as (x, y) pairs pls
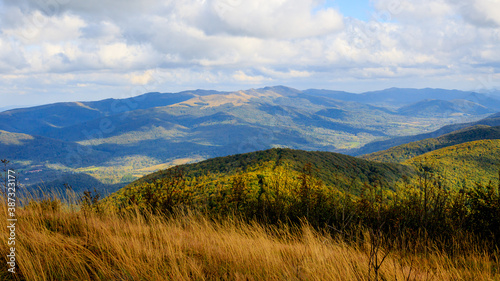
(1, 198), (499, 281)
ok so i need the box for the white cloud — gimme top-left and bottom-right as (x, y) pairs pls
(452, 0), (500, 27)
(3, 11), (86, 44)
(259, 67), (312, 79)
(232, 71), (271, 83)
(206, 0), (344, 39)
(2, 0), (162, 21)
(129, 70), (155, 85)
(373, 0), (454, 21)
(97, 43), (153, 69)
(0, 38), (27, 71)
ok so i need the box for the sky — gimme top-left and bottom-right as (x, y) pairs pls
(0, 0), (499, 107)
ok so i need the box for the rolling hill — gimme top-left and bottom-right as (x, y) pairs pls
(359, 122), (500, 190)
(0, 91), (196, 136)
(0, 130), (109, 166)
(130, 148), (412, 190)
(351, 112), (500, 156)
(361, 125), (500, 163)
(107, 143), (500, 219)
(106, 148), (414, 214)
(403, 139), (500, 188)
(0, 130), (120, 192)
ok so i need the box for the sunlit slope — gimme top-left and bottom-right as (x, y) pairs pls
(362, 125), (500, 163)
(352, 112), (500, 156)
(404, 139), (500, 188)
(114, 148), (413, 200)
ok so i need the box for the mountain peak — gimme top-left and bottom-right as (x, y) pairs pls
(260, 85), (302, 95)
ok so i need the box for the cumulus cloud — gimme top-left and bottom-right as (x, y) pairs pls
(373, 0), (454, 21)
(129, 70), (155, 85)
(205, 0), (344, 39)
(2, 11), (86, 44)
(233, 71), (271, 83)
(0, 38), (28, 72)
(451, 0), (500, 27)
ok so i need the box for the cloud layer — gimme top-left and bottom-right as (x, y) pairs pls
(1, 0), (499, 106)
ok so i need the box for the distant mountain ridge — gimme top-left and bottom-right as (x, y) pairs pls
(397, 99), (495, 116)
(304, 87), (500, 109)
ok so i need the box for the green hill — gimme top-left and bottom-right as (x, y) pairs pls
(132, 148), (412, 188)
(362, 125), (500, 163)
(105, 148), (413, 218)
(0, 130), (131, 191)
(104, 145), (500, 230)
(351, 111), (500, 156)
(403, 139), (500, 188)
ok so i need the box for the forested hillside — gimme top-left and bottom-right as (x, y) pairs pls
(404, 139), (500, 188)
(362, 125), (500, 163)
(100, 146), (500, 263)
(352, 112), (500, 156)
(132, 148), (411, 190)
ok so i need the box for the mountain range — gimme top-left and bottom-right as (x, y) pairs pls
(1, 86), (499, 193)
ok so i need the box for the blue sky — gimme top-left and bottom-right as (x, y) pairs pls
(0, 0), (499, 107)
(324, 0), (372, 21)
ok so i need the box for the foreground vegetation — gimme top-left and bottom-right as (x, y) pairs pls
(2, 147), (500, 280)
(109, 149), (500, 251)
(1, 194), (499, 281)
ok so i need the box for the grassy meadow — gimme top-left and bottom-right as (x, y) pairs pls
(1, 192), (499, 281)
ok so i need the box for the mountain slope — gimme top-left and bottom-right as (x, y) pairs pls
(0, 91), (196, 136)
(124, 148), (413, 195)
(361, 125), (500, 163)
(351, 112), (500, 156)
(304, 88), (500, 109)
(0, 130), (109, 167)
(104, 148), (414, 221)
(397, 99), (494, 117)
(403, 139), (500, 188)
(0, 130), (121, 190)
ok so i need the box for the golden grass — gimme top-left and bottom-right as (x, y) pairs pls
(1, 198), (499, 281)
